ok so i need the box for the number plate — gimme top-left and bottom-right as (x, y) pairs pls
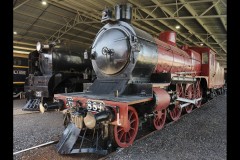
(35, 91), (42, 97)
(86, 100), (105, 112)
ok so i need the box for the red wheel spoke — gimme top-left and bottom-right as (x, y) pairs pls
(130, 126), (135, 131)
(117, 127), (124, 133)
(194, 81), (202, 108)
(184, 84), (193, 113)
(153, 109), (166, 130)
(128, 111), (133, 120)
(130, 119), (136, 124)
(127, 132), (131, 140)
(123, 132), (127, 142)
(169, 84), (182, 121)
(114, 106), (139, 148)
(118, 130), (124, 140)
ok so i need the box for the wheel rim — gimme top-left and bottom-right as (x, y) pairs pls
(168, 103), (182, 121)
(114, 106), (139, 148)
(153, 109), (166, 130)
(195, 81), (202, 108)
(185, 84), (194, 113)
(168, 84), (183, 121)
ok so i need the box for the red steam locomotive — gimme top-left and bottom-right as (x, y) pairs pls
(52, 4), (225, 155)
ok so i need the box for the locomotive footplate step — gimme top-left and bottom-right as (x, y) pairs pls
(22, 98), (41, 111)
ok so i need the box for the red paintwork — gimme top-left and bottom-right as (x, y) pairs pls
(153, 87), (170, 110)
(190, 47), (211, 77)
(183, 47), (202, 76)
(113, 106), (139, 148)
(190, 47), (225, 88)
(159, 31), (177, 46)
(154, 37), (201, 75)
(54, 94), (129, 130)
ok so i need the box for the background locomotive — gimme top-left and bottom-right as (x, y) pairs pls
(23, 42), (94, 112)
(53, 4), (225, 155)
(13, 54), (28, 98)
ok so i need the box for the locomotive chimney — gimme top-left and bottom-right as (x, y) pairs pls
(115, 3), (132, 23)
(159, 31), (177, 46)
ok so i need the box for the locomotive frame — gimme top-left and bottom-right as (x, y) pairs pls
(52, 4), (225, 155)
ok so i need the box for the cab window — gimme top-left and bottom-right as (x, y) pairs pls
(202, 52), (209, 64)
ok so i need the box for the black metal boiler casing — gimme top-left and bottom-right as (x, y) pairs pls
(23, 44), (94, 111)
(40, 47), (92, 75)
(91, 21), (157, 83)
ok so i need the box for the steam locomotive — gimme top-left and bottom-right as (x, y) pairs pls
(23, 42), (94, 112)
(53, 4), (225, 155)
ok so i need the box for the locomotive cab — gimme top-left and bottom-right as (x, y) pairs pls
(189, 47), (215, 77)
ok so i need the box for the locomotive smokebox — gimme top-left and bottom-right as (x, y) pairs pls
(115, 3), (132, 23)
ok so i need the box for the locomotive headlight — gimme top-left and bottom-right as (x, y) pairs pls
(36, 42), (50, 52)
(36, 42), (42, 51)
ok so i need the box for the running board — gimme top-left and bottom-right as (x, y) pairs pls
(22, 99), (41, 111)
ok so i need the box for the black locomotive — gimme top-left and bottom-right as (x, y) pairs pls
(23, 42), (94, 112)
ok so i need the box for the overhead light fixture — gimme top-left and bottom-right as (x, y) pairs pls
(42, 0), (47, 5)
(175, 25), (180, 29)
(13, 31), (17, 35)
(200, 43), (203, 46)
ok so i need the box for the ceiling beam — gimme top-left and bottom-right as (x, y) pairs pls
(134, 0), (216, 10)
(148, 0), (222, 57)
(129, 0), (206, 47)
(14, 19), (97, 37)
(50, 0), (101, 21)
(133, 15), (226, 20)
(13, 46), (35, 51)
(14, 26), (94, 43)
(45, 0), (105, 42)
(179, 0), (226, 54)
(13, 50), (31, 54)
(14, 34), (91, 47)
(24, 2), (102, 30)
(13, 0), (31, 11)
(13, 41), (36, 46)
(214, 2), (227, 31)
(220, 0), (226, 7)
(199, 0), (221, 16)
(14, 10), (100, 30)
(103, 0), (188, 46)
(46, 11), (99, 42)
